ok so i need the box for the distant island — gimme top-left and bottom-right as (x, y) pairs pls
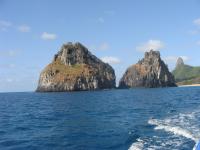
(119, 50), (176, 88)
(36, 42), (178, 92)
(172, 57), (200, 86)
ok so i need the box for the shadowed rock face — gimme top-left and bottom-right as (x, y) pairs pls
(176, 57), (184, 68)
(119, 50), (177, 88)
(36, 42), (116, 92)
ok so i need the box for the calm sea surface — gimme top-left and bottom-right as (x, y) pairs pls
(0, 87), (200, 150)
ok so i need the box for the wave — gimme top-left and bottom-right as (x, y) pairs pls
(148, 118), (197, 141)
(128, 111), (200, 150)
(148, 113), (200, 150)
(128, 138), (144, 150)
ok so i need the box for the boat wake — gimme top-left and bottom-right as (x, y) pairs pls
(148, 118), (197, 141)
(128, 138), (144, 150)
(128, 111), (200, 150)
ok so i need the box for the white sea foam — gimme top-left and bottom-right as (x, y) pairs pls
(148, 112), (200, 150)
(128, 135), (185, 150)
(193, 143), (198, 150)
(128, 138), (144, 150)
(128, 110), (200, 150)
(148, 119), (197, 141)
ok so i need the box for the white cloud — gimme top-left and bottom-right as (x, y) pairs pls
(164, 56), (178, 64)
(164, 56), (189, 64)
(181, 56), (189, 61)
(136, 40), (165, 52)
(188, 18), (200, 35)
(98, 43), (109, 50)
(9, 64), (15, 68)
(0, 64), (16, 69)
(0, 20), (31, 32)
(188, 30), (199, 35)
(41, 32), (57, 40)
(88, 43), (110, 51)
(8, 50), (16, 56)
(194, 18), (200, 26)
(0, 20), (12, 31)
(18, 25), (31, 32)
(101, 56), (121, 64)
(197, 40), (200, 45)
(97, 17), (105, 23)
(0, 50), (18, 57)
(0, 20), (11, 26)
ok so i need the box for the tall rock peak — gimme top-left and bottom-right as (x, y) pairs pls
(176, 57), (184, 68)
(119, 50), (176, 88)
(37, 42), (116, 92)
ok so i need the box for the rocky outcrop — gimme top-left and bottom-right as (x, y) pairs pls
(176, 57), (184, 68)
(119, 50), (176, 88)
(36, 42), (116, 92)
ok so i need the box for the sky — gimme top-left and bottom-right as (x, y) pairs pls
(0, 0), (200, 92)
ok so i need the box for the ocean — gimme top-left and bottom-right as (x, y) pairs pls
(0, 87), (200, 150)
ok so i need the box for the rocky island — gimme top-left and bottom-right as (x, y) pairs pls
(119, 50), (177, 88)
(36, 42), (116, 92)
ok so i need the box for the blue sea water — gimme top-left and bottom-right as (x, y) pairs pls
(0, 87), (200, 150)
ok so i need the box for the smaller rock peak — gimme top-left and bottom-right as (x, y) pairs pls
(119, 49), (176, 88)
(176, 57), (184, 67)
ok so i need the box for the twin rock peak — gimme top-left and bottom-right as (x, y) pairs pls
(36, 42), (176, 92)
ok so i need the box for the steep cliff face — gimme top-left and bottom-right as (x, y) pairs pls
(36, 42), (116, 92)
(119, 50), (176, 88)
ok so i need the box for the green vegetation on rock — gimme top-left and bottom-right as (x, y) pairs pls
(172, 57), (200, 85)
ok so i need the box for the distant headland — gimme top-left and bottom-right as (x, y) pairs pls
(172, 57), (200, 86)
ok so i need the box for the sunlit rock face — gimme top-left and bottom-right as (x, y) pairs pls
(119, 50), (177, 88)
(36, 42), (116, 92)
